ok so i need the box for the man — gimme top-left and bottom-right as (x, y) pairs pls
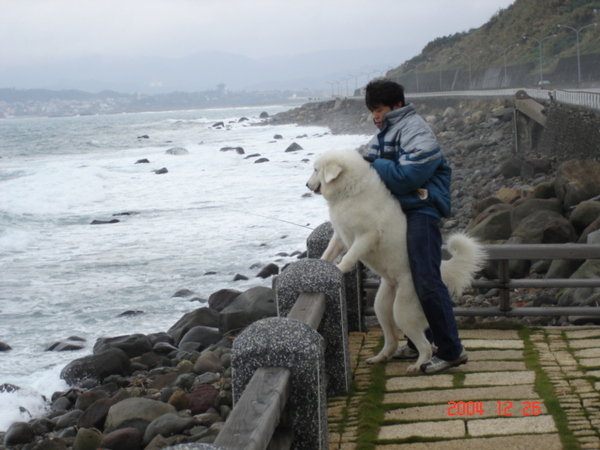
(360, 79), (466, 374)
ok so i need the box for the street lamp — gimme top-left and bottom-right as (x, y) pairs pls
(523, 34), (557, 85)
(490, 43), (519, 84)
(403, 62), (421, 92)
(557, 23), (598, 85)
(326, 81), (334, 97)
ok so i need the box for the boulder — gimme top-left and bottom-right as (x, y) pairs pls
(93, 334), (153, 358)
(499, 156), (523, 179)
(520, 158), (552, 180)
(154, 167), (168, 174)
(143, 413), (195, 445)
(471, 196), (503, 216)
(510, 198), (563, 231)
(91, 219), (119, 225)
(100, 427), (143, 450)
(188, 385), (218, 415)
(4, 421), (35, 446)
(256, 263), (279, 278)
(218, 286), (277, 334)
(135, 158), (150, 164)
(104, 397), (177, 433)
(45, 336), (86, 352)
(467, 209), (512, 242)
(0, 341), (12, 351)
(254, 157), (269, 163)
(60, 348), (131, 385)
(165, 147), (188, 155)
(72, 427), (103, 450)
(167, 307), (219, 346)
(494, 187), (522, 204)
(579, 216), (600, 243)
(193, 350), (223, 375)
(554, 160), (600, 209)
(569, 201), (600, 234)
(558, 259), (600, 306)
(531, 181), (557, 199)
(208, 288), (241, 312)
(74, 390), (109, 412)
(284, 142), (303, 152)
(178, 326), (223, 348)
(511, 210), (575, 244)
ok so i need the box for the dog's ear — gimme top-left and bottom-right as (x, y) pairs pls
(322, 162), (343, 183)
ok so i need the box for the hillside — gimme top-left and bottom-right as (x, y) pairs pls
(388, 0), (600, 91)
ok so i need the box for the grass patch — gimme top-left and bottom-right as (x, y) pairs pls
(453, 371), (466, 388)
(355, 358), (387, 450)
(519, 327), (581, 450)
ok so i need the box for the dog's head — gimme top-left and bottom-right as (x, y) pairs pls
(306, 150), (366, 199)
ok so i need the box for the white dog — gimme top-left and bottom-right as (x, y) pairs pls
(307, 149), (486, 372)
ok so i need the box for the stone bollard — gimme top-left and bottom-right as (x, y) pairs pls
(231, 317), (328, 450)
(306, 221), (364, 332)
(275, 258), (351, 397)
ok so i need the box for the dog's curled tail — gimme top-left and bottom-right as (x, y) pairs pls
(442, 232), (487, 298)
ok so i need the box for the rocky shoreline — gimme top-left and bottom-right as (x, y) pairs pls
(2, 96), (600, 449)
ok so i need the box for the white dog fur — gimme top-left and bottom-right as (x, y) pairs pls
(307, 149), (486, 372)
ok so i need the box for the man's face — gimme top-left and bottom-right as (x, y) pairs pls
(369, 102), (403, 129)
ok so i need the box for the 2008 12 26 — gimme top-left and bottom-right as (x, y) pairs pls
(447, 401), (541, 416)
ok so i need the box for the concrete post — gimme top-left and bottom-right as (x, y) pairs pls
(306, 221), (364, 332)
(231, 317), (328, 449)
(275, 258), (351, 396)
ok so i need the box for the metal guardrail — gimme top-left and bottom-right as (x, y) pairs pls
(405, 87), (600, 111)
(363, 243), (600, 318)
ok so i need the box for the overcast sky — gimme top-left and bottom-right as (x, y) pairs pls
(1, 0), (515, 69)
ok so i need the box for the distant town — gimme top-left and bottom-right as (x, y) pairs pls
(0, 87), (326, 118)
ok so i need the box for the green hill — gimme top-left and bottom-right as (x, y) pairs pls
(388, 0), (600, 90)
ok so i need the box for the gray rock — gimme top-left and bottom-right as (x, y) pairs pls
(93, 333), (153, 358)
(218, 286), (277, 334)
(72, 427), (102, 450)
(60, 348), (131, 385)
(166, 147), (189, 155)
(193, 351), (223, 375)
(208, 289), (241, 312)
(4, 421), (35, 446)
(179, 326), (222, 349)
(143, 413), (194, 445)
(104, 397), (177, 433)
(168, 307), (220, 346)
(100, 427), (143, 450)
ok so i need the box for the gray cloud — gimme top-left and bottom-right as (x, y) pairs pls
(1, 0), (514, 68)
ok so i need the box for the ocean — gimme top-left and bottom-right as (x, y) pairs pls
(0, 105), (369, 431)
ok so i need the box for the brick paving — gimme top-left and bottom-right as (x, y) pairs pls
(327, 325), (600, 449)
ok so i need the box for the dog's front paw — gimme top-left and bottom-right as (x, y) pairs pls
(366, 353), (389, 365)
(406, 363), (421, 373)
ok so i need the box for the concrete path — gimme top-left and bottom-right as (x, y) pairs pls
(328, 325), (600, 449)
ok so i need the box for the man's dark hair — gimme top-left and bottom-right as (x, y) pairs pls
(365, 79), (405, 110)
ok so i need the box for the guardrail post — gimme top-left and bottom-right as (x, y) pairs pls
(231, 317), (328, 449)
(276, 258), (352, 397)
(306, 221), (364, 332)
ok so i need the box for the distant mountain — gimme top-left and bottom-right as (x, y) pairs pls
(0, 46), (413, 94)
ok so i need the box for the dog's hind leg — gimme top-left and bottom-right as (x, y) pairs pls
(321, 231), (346, 262)
(393, 292), (432, 373)
(366, 279), (399, 364)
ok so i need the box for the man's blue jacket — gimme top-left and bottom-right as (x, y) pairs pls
(360, 103), (452, 219)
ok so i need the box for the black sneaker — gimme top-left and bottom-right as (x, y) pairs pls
(420, 347), (468, 375)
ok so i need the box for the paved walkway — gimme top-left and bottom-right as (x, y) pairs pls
(328, 325), (600, 449)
